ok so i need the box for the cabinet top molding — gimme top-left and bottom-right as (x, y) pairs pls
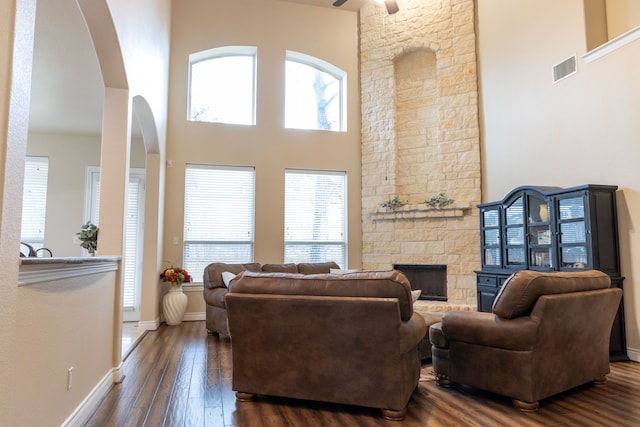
(478, 184), (619, 208)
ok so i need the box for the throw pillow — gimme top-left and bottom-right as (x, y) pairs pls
(221, 271), (237, 287)
(411, 289), (422, 303)
(330, 268), (359, 274)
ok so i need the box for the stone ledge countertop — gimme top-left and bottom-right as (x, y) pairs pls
(18, 256), (122, 286)
(19, 256), (121, 265)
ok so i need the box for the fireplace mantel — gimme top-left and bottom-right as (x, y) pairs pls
(371, 204), (471, 221)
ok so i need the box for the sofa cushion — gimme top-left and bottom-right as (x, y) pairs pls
(261, 263), (298, 273)
(330, 268), (359, 274)
(203, 262), (262, 289)
(297, 261), (340, 274)
(229, 270), (414, 321)
(492, 270), (611, 319)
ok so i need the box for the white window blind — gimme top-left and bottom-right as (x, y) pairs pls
(183, 164), (255, 280)
(122, 172), (144, 310)
(21, 156), (49, 249)
(284, 169), (346, 267)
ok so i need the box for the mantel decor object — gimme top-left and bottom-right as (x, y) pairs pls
(160, 267), (191, 326)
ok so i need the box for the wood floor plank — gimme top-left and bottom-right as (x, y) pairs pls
(84, 321), (640, 427)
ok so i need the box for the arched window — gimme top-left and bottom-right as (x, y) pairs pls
(188, 46), (257, 125)
(285, 51), (346, 132)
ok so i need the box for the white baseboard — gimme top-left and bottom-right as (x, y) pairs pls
(61, 364), (122, 427)
(138, 318), (160, 331)
(183, 311), (205, 321)
(626, 346), (640, 362)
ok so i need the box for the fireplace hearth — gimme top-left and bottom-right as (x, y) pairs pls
(393, 264), (447, 301)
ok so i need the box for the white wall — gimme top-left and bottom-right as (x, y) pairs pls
(477, 0), (640, 359)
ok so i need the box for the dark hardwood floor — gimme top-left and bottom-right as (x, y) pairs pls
(85, 321), (640, 426)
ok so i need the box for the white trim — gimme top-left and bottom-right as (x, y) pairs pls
(61, 365), (120, 427)
(18, 258), (119, 286)
(138, 318), (160, 331)
(84, 166), (101, 225)
(183, 311), (206, 322)
(182, 283), (204, 292)
(583, 26), (640, 63)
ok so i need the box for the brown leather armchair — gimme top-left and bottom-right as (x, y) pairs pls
(225, 270), (427, 420)
(430, 270), (622, 411)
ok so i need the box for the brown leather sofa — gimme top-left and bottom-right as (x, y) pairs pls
(430, 270), (622, 411)
(202, 261), (339, 337)
(225, 270), (427, 420)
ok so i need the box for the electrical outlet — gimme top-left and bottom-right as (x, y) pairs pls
(67, 367), (73, 391)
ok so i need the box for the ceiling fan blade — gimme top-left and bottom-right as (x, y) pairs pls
(385, 0), (399, 14)
(333, 0), (349, 7)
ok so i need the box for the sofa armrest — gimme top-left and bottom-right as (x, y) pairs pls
(398, 313), (427, 354)
(203, 286), (228, 308)
(440, 311), (538, 351)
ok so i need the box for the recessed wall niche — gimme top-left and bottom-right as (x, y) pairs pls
(394, 49), (437, 198)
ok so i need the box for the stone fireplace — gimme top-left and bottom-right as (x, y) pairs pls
(360, 0), (480, 310)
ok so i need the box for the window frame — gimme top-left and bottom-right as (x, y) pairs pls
(183, 164), (256, 281)
(285, 50), (347, 132)
(284, 168), (347, 268)
(21, 156), (49, 250)
(187, 46), (258, 126)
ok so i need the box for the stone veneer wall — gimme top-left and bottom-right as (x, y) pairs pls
(359, 0), (481, 308)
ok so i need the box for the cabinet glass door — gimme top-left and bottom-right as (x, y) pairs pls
(528, 194), (553, 269)
(504, 196), (525, 267)
(558, 196), (588, 269)
(481, 208), (501, 267)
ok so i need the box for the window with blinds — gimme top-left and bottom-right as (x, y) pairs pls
(284, 169), (346, 267)
(122, 172), (145, 311)
(183, 164), (255, 280)
(21, 156), (49, 249)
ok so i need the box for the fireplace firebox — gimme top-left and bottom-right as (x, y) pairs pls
(393, 264), (447, 301)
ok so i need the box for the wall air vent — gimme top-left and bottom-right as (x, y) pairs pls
(553, 55), (577, 83)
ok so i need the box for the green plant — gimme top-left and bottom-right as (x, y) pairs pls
(424, 192), (454, 208)
(380, 196), (408, 211)
(77, 221), (99, 253)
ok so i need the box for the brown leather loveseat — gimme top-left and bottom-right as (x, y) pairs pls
(430, 270), (622, 411)
(202, 261), (339, 337)
(225, 270), (427, 420)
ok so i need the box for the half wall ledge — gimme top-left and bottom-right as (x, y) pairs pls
(19, 256), (121, 286)
(370, 204), (472, 221)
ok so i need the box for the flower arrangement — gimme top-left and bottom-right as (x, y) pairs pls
(380, 196), (408, 211)
(160, 267), (192, 285)
(76, 221), (98, 254)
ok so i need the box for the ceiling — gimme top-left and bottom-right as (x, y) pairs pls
(28, 0), (365, 137)
(280, 0), (368, 12)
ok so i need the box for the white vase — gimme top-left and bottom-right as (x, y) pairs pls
(163, 283), (188, 326)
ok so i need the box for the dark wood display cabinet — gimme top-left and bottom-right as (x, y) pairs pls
(476, 184), (627, 361)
